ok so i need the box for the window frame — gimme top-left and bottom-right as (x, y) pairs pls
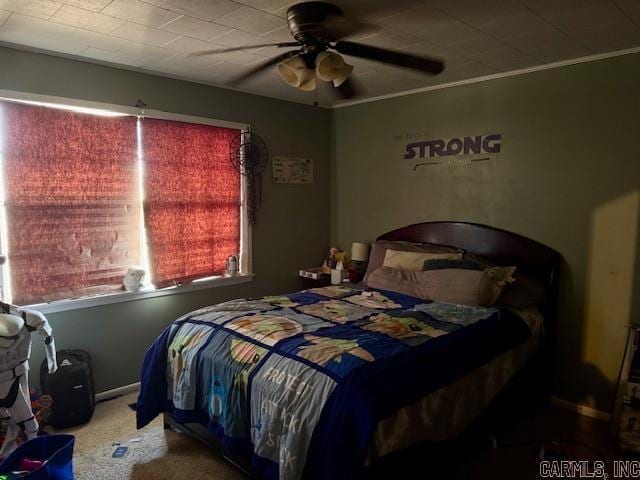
(0, 89), (253, 314)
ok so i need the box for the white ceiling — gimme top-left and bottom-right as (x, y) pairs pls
(0, 0), (639, 106)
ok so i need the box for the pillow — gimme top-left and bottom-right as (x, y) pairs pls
(383, 249), (462, 271)
(427, 254), (547, 308)
(363, 240), (462, 285)
(423, 258), (484, 271)
(367, 266), (516, 307)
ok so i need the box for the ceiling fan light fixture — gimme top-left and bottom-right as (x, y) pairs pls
(298, 75), (317, 91)
(199, 2), (446, 100)
(316, 51), (353, 86)
(332, 61), (353, 87)
(278, 55), (317, 91)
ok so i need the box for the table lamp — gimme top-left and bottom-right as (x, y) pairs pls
(350, 242), (370, 282)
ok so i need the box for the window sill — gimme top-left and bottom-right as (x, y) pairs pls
(25, 274), (254, 315)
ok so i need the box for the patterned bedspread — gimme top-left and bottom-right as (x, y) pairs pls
(136, 285), (531, 480)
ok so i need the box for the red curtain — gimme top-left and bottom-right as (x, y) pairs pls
(2, 102), (140, 305)
(140, 118), (241, 287)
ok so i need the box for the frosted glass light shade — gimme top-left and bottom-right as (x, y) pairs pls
(316, 51), (354, 87)
(278, 56), (317, 91)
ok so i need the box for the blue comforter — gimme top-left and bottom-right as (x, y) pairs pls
(136, 285), (531, 480)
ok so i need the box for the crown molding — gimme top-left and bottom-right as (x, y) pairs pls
(332, 46), (640, 109)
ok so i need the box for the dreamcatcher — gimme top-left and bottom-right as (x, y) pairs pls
(229, 131), (269, 224)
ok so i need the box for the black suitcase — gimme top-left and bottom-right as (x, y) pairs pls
(40, 349), (95, 429)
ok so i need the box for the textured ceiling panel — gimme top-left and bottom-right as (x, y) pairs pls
(0, 0), (637, 106)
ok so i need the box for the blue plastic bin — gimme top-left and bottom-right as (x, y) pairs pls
(0, 435), (74, 480)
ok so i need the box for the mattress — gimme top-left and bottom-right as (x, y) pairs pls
(367, 307), (544, 460)
(136, 286), (536, 480)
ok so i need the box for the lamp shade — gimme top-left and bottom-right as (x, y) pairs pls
(316, 51), (354, 87)
(351, 242), (370, 262)
(278, 55), (317, 91)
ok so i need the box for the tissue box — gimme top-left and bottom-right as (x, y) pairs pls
(299, 267), (324, 280)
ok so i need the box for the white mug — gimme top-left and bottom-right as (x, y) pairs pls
(331, 269), (343, 285)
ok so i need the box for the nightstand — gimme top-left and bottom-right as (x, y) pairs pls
(299, 273), (331, 290)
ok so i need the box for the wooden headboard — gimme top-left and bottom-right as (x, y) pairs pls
(377, 221), (561, 333)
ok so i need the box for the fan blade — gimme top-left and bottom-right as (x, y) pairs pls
(193, 42), (298, 56)
(334, 41), (444, 75)
(322, 15), (379, 41)
(335, 77), (358, 99)
(230, 50), (299, 85)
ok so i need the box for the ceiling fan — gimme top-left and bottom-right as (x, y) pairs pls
(194, 1), (445, 99)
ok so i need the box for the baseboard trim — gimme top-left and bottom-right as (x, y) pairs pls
(95, 382), (140, 403)
(551, 396), (612, 421)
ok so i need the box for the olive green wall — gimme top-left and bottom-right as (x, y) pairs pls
(2, 45), (637, 412)
(331, 53), (640, 411)
(0, 46), (331, 393)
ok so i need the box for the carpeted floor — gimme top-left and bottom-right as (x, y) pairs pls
(53, 393), (245, 480)
(51, 392), (616, 479)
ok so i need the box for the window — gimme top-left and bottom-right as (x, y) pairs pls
(0, 96), (249, 307)
(140, 118), (241, 288)
(1, 102), (140, 305)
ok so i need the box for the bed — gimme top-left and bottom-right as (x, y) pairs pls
(136, 221), (560, 480)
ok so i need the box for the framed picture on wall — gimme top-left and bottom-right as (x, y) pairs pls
(272, 156), (313, 184)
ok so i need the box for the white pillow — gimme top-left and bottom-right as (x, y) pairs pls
(382, 249), (462, 271)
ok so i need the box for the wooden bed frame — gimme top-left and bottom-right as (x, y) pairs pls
(163, 221), (562, 478)
(378, 221), (561, 346)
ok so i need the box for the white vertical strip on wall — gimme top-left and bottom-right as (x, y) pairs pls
(0, 103), (12, 303)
